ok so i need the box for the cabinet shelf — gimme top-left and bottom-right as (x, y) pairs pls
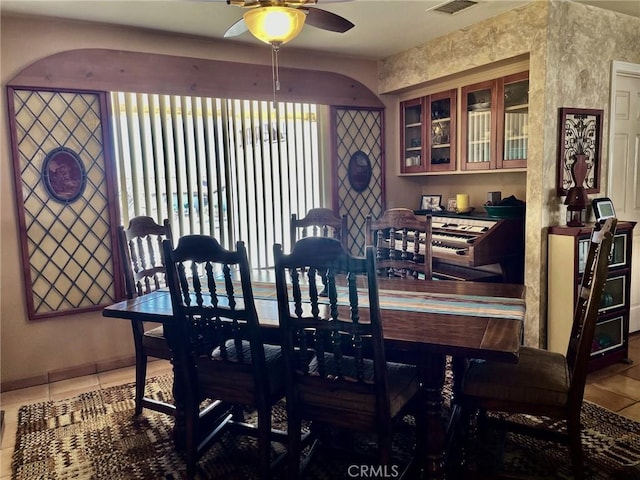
(406, 122), (422, 128)
(431, 143), (451, 148)
(505, 104), (528, 112)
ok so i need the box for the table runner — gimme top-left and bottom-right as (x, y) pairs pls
(247, 281), (525, 321)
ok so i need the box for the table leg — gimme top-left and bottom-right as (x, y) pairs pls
(164, 323), (187, 450)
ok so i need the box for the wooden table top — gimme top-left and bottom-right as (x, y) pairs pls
(103, 276), (524, 363)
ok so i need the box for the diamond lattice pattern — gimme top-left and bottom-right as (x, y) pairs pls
(12, 90), (116, 318)
(335, 108), (384, 256)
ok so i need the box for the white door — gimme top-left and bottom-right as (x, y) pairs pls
(608, 62), (640, 332)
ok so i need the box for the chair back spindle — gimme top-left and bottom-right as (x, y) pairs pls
(274, 237), (419, 467)
(290, 207), (348, 250)
(366, 208), (432, 280)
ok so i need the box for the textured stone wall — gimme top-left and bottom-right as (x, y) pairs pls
(378, 0), (640, 347)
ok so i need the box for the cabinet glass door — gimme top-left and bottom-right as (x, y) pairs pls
(500, 73), (529, 168)
(578, 232), (629, 274)
(461, 80), (495, 170)
(401, 99), (425, 173)
(592, 314), (624, 355)
(428, 90), (456, 172)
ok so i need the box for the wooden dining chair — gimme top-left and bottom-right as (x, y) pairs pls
(162, 235), (287, 479)
(458, 217), (617, 480)
(290, 207), (348, 250)
(273, 237), (421, 479)
(365, 208), (432, 280)
(118, 215), (174, 416)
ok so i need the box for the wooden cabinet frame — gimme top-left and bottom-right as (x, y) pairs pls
(400, 89), (457, 174)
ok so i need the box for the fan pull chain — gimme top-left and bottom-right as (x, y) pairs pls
(271, 44), (281, 101)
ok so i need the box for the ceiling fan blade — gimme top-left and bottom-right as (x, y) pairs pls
(224, 18), (248, 37)
(303, 7), (354, 33)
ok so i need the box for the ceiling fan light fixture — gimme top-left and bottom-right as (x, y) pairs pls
(243, 6), (306, 46)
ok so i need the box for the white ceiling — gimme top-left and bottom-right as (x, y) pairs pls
(1, 0), (638, 60)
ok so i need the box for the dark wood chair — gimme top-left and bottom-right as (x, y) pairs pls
(118, 215), (174, 416)
(273, 237), (421, 479)
(290, 208), (348, 250)
(458, 217), (617, 480)
(162, 235), (287, 479)
(365, 208), (432, 280)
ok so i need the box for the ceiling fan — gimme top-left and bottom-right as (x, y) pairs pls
(219, 0), (355, 45)
(211, 0), (354, 93)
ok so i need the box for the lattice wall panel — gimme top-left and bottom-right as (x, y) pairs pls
(333, 108), (384, 256)
(10, 89), (117, 319)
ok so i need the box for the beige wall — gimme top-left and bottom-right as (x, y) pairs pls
(379, 0), (640, 347)
(0, 15), (382, 387)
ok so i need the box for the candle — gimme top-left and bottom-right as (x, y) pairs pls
(456, 193), (470, 211)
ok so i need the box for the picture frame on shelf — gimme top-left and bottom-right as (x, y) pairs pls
(447, 198), (457, 212)
(420, 194), (442, 211)
(557, 107), (603, 196)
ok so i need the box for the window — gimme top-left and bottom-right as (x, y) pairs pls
(111, 92), (324, 268)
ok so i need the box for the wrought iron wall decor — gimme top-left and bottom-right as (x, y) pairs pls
(7, 87), (121, 320)
(557, 107), (603, 195)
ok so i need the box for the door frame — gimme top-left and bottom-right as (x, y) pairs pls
(607, 60), (640, 195)
(608, 61), (640, 333)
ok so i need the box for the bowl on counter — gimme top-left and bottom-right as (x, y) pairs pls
(483, 204), (525, 218)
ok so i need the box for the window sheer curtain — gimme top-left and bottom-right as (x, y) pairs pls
(111, 92), (323, 268)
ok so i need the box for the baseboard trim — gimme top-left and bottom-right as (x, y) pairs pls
(1, 356), (136, 392)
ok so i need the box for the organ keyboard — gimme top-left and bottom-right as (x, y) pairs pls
(418, 213), (524, 282)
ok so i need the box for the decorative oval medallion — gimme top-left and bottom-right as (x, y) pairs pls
(347, 150), (372, 193)
(42, 147), (86, 203)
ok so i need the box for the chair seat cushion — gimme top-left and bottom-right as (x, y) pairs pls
(207, 340), (284, 397)
(142, 325), (170, 357)
(306, 354), (419, 418)
(462, 346), (570, 408)
(143, 325), (165, 339)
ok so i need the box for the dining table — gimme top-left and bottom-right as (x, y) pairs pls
(103, 271), (525, 479)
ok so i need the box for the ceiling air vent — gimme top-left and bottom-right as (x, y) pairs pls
(433, 0), (478, 15)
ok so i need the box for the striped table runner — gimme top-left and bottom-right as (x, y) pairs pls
(247, 281), (525, 321)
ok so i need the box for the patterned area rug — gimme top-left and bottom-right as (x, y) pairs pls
(11, 372), (640, 479)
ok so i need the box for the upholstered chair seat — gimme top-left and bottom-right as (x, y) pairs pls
(463, 347), (570, 411)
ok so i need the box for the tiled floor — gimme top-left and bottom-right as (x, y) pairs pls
(3, 334), (640, 478)
(0, 359), (173, 479)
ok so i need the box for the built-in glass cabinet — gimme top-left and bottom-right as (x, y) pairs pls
(400, 89), (456, 174)
(459, 71), (529, 171)
(499, 72), (529, 169)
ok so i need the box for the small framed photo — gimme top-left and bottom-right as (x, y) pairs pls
(420, 194), (442, 211)
(447, 198), (457, 212)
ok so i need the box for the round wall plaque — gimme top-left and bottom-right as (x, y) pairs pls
(42, 147), (87, 203)
(347, 150), (372, 193)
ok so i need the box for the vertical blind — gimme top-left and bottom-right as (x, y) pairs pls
(111, 92), (323, 268)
